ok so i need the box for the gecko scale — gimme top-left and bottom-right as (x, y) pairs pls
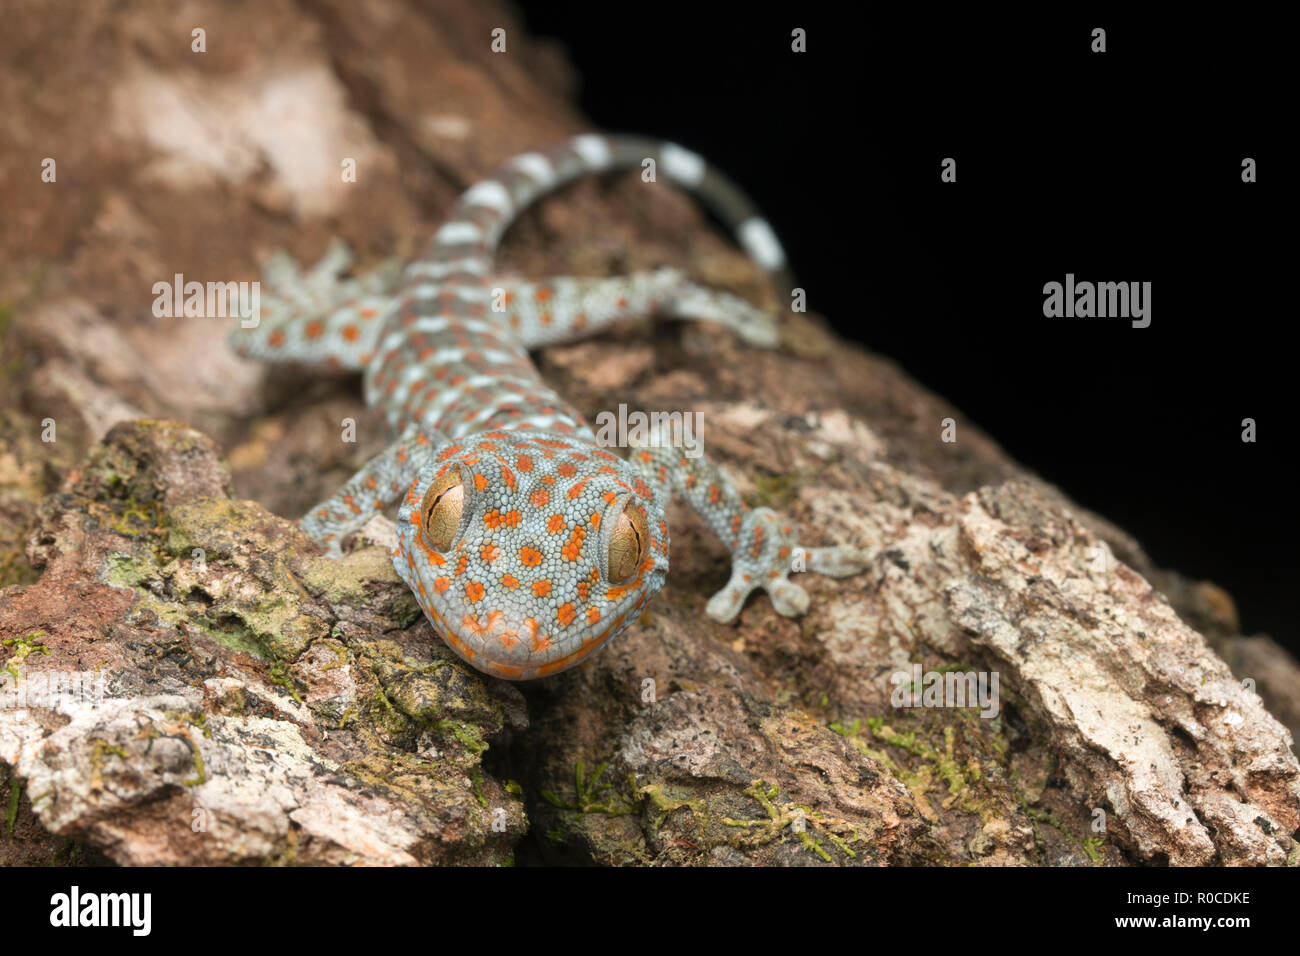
(230, 135), (868, 680)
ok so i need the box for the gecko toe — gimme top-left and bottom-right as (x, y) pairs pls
(766, 578), (810, 617)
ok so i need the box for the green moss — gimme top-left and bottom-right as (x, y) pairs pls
(469, 768), (489, 808)
(541, 761), (637, 816)
(268, 661), (303, 703)
(181, 735), (207, 787)
(108, 499), (164, 537)
(434, 719), (487, 755)
(635, 780), (704, 826)
(2, 631), (50, 683)
(337, 703), (355, 729)
(319, 641), (349, 672)
(832, 710), (1008, 827)
(92, 740), (129, 761)
(369, 685), (410, 736)
(718, 779), (858, 864)
(1081, 837), (1104, 864)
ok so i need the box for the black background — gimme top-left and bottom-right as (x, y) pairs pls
(521, 5), (1294, 652)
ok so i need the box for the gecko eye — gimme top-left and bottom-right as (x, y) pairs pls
(420, 469), (466, 552)
(608, 501), (649, 583)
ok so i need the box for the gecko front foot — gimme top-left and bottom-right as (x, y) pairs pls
(705, 507), (871, 623)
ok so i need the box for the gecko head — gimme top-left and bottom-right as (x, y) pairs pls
(394, 430), (669, 680)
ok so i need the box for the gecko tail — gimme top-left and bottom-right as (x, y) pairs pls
(424, 134), (796, 297)
(602, 135), (796, 295)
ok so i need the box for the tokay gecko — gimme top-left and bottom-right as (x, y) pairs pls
(230, 135), (868, 680)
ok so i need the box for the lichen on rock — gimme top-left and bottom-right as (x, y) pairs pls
(0, 420), (525, 865)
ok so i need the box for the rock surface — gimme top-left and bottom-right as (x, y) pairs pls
(1, 0), (1297, 866)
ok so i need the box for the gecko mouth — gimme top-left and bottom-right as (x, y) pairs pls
(425, 603), (635, 680)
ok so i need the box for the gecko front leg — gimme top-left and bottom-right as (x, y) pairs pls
(627, 429), (870, 622)
(300, 427), (443, 555)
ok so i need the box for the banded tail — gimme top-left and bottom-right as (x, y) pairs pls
(416, 134), (795, 296)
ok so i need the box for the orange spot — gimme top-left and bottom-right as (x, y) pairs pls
(519, 546), (542, 567)
(342, 325), (360, 342)
(561, 526), (587, 562)
(530, 489), (550, 508)
(526, 618), (550, 652)
(547, 514), (566, 534)
(474, 473), (488, 490)
(268, 330), (285, 348)
(305, 320), (324, 339)
(434, 576), (450, 594)
(557, 462), (577, 478)
(480, 543), (500, 562)
(465, 581), (485, 603)
(501, 574), (519, 589)
(532, 580), (552, 598)
(556, 603), (577, 627)
(516, 454), (533, 472)
(587, 607), (601, 625)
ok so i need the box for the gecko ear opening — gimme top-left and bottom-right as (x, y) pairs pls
(608, 500), (649, 583)
(420, 469), (466, 552)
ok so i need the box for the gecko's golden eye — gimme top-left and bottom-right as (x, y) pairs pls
(420, 469), (465, 552)
(608, 501), (649, 583)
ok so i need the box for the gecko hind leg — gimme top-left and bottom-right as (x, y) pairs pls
(497, 267), (780, 349)
(230, 239), (402, 370)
